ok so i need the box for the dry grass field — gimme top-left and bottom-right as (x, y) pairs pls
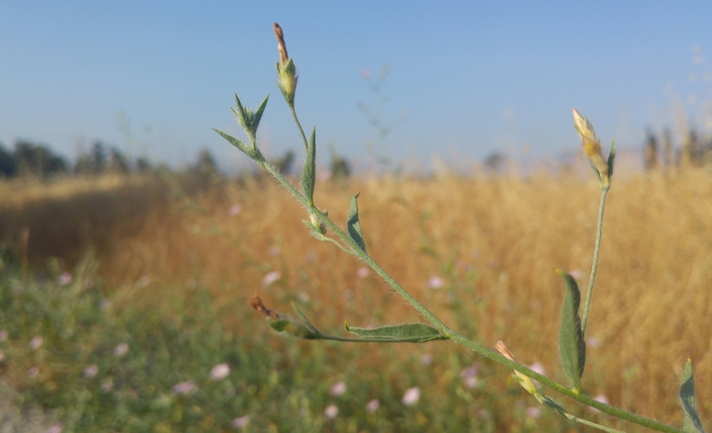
(1, 166), (711, 430)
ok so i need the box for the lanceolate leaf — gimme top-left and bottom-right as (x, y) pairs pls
(556, 270), (586, 392)
(344, 322), (447, 343)
(680, 358), (706, 433)
(347, 193), (367, 254)
(301, 127), (316, 206)
(213, 128), (257, 159)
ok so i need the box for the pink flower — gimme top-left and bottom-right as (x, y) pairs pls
(229, 204), (242, 216)
(568, 269), (584, 280)
(268, 247), (281, 257)
(57, 272), (72, 286)
(324, 404), (339, 419)
(330, 381), (347, 397)
(526, 407), (542, 418)
(402, 387), (420, 406)
(366, 399), (380, 413)
(209, 363), (230, 381)
(262, 271), (281, 286)
(45, 424), (64, 433)
(528, 362), (546, 376)
(83, 365), (99, 378)
(172, 380), (199, 395)
(28, 366), (40, 378)
(460, 363), (479, 389)
(420, 353), (433, 366)
(29, 335), (43, 350)
(586, 336), (602, 348)
(589, 394), (610, 413)
(427, 276), (444, 289)
(356, 267), (370, 278)
(0, 330), (7, 342)
(113, 343), (129, 358)
(232, 415), (250, 428)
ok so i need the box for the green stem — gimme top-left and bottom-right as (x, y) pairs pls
(581, 186), (609, 334)
(290, 105), (309, 151)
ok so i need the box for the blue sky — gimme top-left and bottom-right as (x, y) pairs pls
(1, 1), (711, 171)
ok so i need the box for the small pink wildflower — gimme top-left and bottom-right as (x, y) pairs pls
(586, 336), (602, 348)
(528, 362), (546, 376)
(268, 246), (280, 256)
(427, 276), (444, 289)
(0, 330), (7, 342)
(29, 335), (43, 350)
(100, 379), (113, 393)
(209, 363), (230, 381)
(319, 170), (332, 181)
(45, 424), (64, 433)
(172, 380), (199, 395)
(526, 406), (542, 418)
(229, 204), (242, 216)
(330, 381), (347, 397)
(324, 404), (339, 419)
(402, 387), (420, 406)
(28, 366), (40, 378)
(232, 415), (250, 428)
(83, 364), (99, 378)
(366, 399), (380, 413)
(420, 353), (433, 366)
(589, 394), (610, 413)
(356, 267), (370, 278)
(262, 271), (281, 286)
(568, 269), (584, 280)
(113, 343), (129, 358)
(57, 272), (72, 286)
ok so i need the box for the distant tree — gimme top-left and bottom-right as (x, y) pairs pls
(273, 150), (295, 175)
(136, 156), (152, 173)
(90, 141), (108, 173)
(643, 129), (658, 170)
(0, 142), (17, 177)
(195, 149), (218, 175)
(483, 151), (507, 172)
(662, 128), (674, 168)
(330, 154), (351, 180)
(13, 140), (67, 178)
(108, 147), (130, 173)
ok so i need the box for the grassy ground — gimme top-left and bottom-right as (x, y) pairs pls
(0, 167), (711, 432)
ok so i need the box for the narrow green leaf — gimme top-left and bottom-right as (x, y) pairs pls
(301, 127), (316, 206)
(680, 358), (706, 433)
(607, 140), (617, 180)
(213, 128), (257, 159)
(252, 95), (270, 134)
(344, 322), (447, 343)
(347, 193), (367, 254)
(556, 270), (586, 392)
(233, 93), (249, 131)
(291, 303), (320, 334)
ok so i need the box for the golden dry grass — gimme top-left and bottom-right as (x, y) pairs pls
(2, 167), (711, 426)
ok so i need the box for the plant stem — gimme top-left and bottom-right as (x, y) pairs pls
(290, 105), (309, 151)
(581, 186), (609, 334)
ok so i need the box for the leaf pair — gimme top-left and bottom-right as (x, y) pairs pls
(250, 295), (447, 343)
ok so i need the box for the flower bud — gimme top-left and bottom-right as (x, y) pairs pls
(309, 211), (327, 235)
(274, 22), (298, 105)
(572, 109), (609, 187)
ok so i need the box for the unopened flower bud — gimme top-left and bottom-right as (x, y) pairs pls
(572, 109), (609, 187)
(309, 211), (327, 235)
(495, 340), (539, 396)
(274, 22), (298, 105)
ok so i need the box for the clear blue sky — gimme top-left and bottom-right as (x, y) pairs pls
(1, 1), (711, 171)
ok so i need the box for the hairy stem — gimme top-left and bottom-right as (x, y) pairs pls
(290, 106), (309, 151)
(581, 186), (609, 334)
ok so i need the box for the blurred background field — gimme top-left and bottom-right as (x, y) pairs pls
(1, 157), (711, 432)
